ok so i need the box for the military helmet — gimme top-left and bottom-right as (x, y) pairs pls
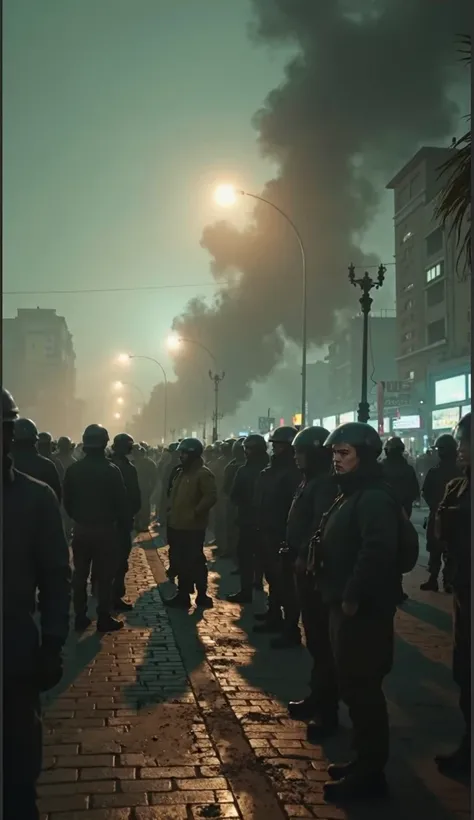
(244, 433), (267, 450)
(168, 441), (179, 452)
(14, 417), (38, 442)
(232, 437), (245, 457)
(113, 432), (134, 446)
(3, 388), (19, 421)
(325, 422), (383, 457)
(435, 433), (457, 453)
(269, 426), (298, 444)
(57, 435), (73, 450)
(38, 431), (53, 444)
(177, 437), (204, 456)
(82, 423), (109, 449)
(384, 435), (405, 453)
(455, 412), (471, 443)
(293, 426), (330, 451)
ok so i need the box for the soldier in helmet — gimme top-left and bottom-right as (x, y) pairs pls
(286, 427), (338, 731)
(213, 438), (235, 556)
(313, 422), (400, 801)
(164, 438), (217, 609)
(56, 435), (76, 473)
(12, 417), (62, 502)
(382, 436), (420, 518)
(132, 443), (158, 533)
(64, 424), (129, 632)
(3, 388), (71, 818)
(253, 426), (301, 635)
(435, 413), (471, 776)
(222, 438), (246, 565)
(227, 434), (269, 603)
(37, 430), (65, 482)
(110, 433), (141, 609)
(420, 433), (462, 592)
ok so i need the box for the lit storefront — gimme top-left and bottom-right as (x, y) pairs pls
(430, 370), (471, 433)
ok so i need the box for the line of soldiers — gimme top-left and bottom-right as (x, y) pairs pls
(3, 380), (471, 813)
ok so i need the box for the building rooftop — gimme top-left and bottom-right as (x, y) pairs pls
(386, 145), (454, 190)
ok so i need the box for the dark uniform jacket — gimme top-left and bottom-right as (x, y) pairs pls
(230, 454), (269, 529)
(382, 455), (419, 517)
(422, 459), (463, 541)
(436, 472), (471, 590)
(63, 453), (129, 530)
(3, 458), (71, 682)
(223, 459), (242, 496)
(256, 451), (301, 543)
(11, 444), (62, 503)
(56, 452), (76, 477)
(110, 454), (142, 525)
(315, 466), (400, 616)
(286, 472), (337, 559)
(134, 456), (158, 500)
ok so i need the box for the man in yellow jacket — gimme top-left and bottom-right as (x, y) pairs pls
(164, 438), (217, 609)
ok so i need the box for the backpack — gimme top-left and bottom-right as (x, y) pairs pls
(352, 485), (419, 575)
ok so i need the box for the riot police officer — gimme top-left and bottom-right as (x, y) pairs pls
(132, 443), (158, 532)
(12, 417), (62, 502)
(223, 438), (246, 565)
(382, 436), (420, 517)
(420, 433), (462, 592)
(228, 434), (269, 603)
(254, 426), (300, 635)
(435, 413), (471, 775)
(314, 422), (400, 801)
(110, 433), (141, 609)
(37, 430), (65, 481)
(286, 427), (338, 730)
(64, 424), (129, 632)
(3, 388), (71, 819)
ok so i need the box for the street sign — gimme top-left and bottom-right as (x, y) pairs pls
(258, 416), (275, 434)
(384, 380), (412, 394)
(384, 394), (411, 408)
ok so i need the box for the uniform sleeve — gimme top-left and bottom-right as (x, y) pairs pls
(47, 461), (63, 504)
(230, 467), (243, 505)
(195, 470), (218, 515)
(343, 490), (399, 605)
(130, 466), (142, 516)
(111, 467), (131, 529)
(35, 485), (71, 647)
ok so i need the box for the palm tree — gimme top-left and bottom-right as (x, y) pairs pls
(435, 35), (471, 275)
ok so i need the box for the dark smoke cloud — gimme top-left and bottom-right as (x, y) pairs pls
(140, 0), (469, 439)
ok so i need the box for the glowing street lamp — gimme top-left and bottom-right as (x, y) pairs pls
(117, 353), (131, 365)
(114, 412), (121, 420)
(214, 183), (308, 426)
(167, 333), (181, 351)
(116, 397), (124, 405)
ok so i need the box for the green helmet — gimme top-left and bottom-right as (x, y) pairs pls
(455, 412), (471, 443)
(82, 424), (109, 449)
(269, 426), (298, 444)
(178, 437), (204, 456)
(325, 422), (383, 457)
(57, 435), (73, 451)
(244, 433), (267, 451)
(2, 388), (19, 421)
(293, 426), (330, 451)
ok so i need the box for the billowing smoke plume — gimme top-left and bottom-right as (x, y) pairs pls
(139, 0), (469, 439)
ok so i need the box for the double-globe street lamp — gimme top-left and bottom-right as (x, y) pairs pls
(114, 380), (146, 411)
(348, 263), (386, 424)
(167, 334), (224, 442)
(117, 354), (168, 443)
(215, 184), (307, 427)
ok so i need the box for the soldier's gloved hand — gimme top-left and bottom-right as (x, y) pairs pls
(36, 637), (64, 692)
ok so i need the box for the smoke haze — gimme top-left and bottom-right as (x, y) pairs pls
(140, 0), (469, 438)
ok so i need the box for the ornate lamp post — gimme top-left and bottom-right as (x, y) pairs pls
(348, 263), (386, 424)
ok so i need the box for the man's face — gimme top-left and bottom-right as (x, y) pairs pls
(294, 449), (307, 470)
(332, 443), (359, 474)
(457, 437), (471, 467)
(272, 441), (287, 458)
(179, 451), (190, 466)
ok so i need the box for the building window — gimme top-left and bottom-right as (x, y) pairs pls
(426, 227), (443, 256)
(427, 318), (446, 345)
(426, 280), (445, 307)
(426, 261), (444, 283)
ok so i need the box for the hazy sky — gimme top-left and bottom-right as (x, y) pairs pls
(3, 0), (403, 428)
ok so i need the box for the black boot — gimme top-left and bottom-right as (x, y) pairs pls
(323, 770), (388, 801)
(327, 760), (357, 781)
(227, 590), (252, 604)
(288, 697), (319, 721)
(113, 598), (133, 612)
(74, 614), (92, 632)
(97, 615), (124, 633)
(196, 593), (213, 609)
(420, 576), (439, 592)
(164, 592), (191, 609)
(307, 713), (339, 742)
(253, 618), (283, 634)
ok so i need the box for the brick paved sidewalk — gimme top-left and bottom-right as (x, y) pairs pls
(38, 540), (470, 820)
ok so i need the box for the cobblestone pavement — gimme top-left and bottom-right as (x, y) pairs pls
(39, 535), (470, 820)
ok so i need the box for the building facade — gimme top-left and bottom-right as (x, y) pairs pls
(3, 308), (79, 435)
(386, 146), (471, 445)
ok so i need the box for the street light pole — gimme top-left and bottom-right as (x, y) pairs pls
(127, 356), (168, 444)
(209, 371), (225, 442)
(168, 336), (219, 441)
(235, 190), (307, 427)
(348, 263), (386, 424)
